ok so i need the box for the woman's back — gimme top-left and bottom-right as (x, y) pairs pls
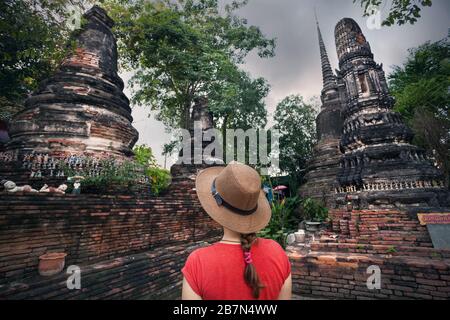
(182, 238), (291, 300)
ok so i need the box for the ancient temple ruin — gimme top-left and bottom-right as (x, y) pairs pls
(170, 97), (223, 189)
(290, 17), (450, 300)
(303, 18), (449, 209)
(0, 6), (221, 300)
(6, 6), (139, 159)
(299, 19), (345, 206)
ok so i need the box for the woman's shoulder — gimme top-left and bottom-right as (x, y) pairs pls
(257, 238), (285, 253)
(187, 243), (226, 260)
(257, 238), (290, 273)
(188, 239), (284, 259)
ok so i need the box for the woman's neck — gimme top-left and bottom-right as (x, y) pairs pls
(220, 227), (242, 244)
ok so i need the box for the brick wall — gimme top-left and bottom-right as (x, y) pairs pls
(329, 209), (433, 247)
(0, 242), (208, 300)
(62, 48), (100, 68)
(289, 248), (450, 300)
(0, 191), (222, 299)
(289, 209), (450, 300)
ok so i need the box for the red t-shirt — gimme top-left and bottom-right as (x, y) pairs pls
(181, 238), (291, 300)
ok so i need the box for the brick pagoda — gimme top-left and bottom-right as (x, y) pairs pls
(302, 17), (449, 209)
(299, 18), (345, 206)
(6, 6), (139, 158)
(0, 6), (221, 300)
(290, 18), (450, 301)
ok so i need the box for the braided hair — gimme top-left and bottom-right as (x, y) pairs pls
(240, 233), (265, 298)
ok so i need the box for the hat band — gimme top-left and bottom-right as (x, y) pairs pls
(211, 179), (258, 216)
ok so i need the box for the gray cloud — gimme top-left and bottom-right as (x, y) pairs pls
(124, 0), (450, 167)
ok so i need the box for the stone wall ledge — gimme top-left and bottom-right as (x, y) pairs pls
(0, 192), (197, 202)
(304, 243), (450, 259)
(289, 249), (450, 268)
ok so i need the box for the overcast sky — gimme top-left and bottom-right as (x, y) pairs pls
(124, 0), (450, 168)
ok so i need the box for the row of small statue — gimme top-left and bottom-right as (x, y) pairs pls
(22, 153), (108, 169)
(0, 152), (114, 166)
(30, 170), (63, 178)
(1, 176), (84, 195)
(29, 169), (104, 178)
(0, 151), (19, 162)
(23, 161), (59, 170)
(335, 180), (445, 193)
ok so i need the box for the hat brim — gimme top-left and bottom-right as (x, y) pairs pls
(195, 166), (272, 234)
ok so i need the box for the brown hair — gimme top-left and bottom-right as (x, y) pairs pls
(240, 233), (265, 298)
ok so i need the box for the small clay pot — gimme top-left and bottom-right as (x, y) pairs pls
(38, 253), (67, 276)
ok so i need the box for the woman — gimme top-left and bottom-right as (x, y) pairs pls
(182, 162), (292, 300)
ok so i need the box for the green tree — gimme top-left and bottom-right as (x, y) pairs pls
(162, 140), (178, 169)
(355, 0), (433, 26)
(0, 0), (90, 107)
(104, 0), (275, 130)
(209, 70), (269, 134)
(258, 197), (301, 248)
(209, 69), (269, 164)
(133, 144), (172, 195)
(388, 39), (450, 185)
(133, 144), (158, 167)
(273, 95), (317, 184)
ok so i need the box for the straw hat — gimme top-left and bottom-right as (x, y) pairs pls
(195, 162), (271, 234)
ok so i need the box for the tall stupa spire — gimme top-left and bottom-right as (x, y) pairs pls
(299, 10), (345, 206)
(315, 12), (336, 90)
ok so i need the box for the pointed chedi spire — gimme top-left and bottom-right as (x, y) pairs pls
(299, 11), (345, 206)
(315, 12), (337, 91)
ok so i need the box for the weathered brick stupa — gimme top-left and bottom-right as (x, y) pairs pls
(6, 6), (139, 159)
(0, 103), (23, 151)
(0, 7), (221, 300)
(290, 20), (450, 301)
(334, 18), (449, 209)
(299, 19), (345, 206)
(170, 97), (223, 194)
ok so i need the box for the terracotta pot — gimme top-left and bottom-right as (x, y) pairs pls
(38, 253), (67, 276)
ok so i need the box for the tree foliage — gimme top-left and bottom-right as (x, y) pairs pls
(133, 144), (171, 195)
(355, 0), (433, 26)
(133, 144), (158, 167)
(209, 70), (269, 133)
(104, 0), (275, 130)
(258, 197), (301, 248)
(0, 0), (90, 107)
(273, 95), (317, 182)
(389, 39), (450, 184)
